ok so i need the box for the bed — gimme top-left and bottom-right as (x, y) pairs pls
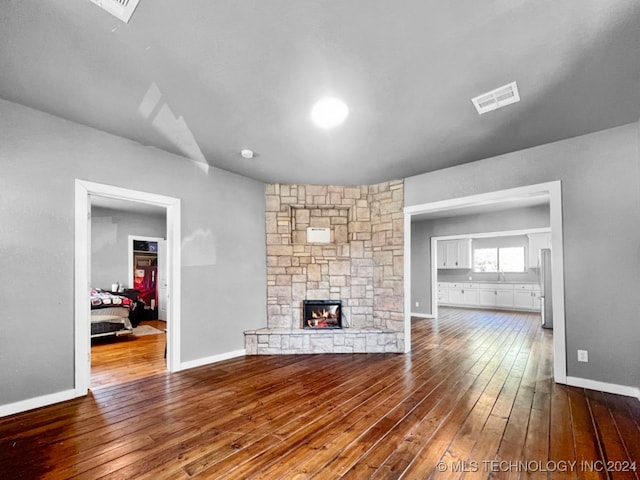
(90, 289), (134, 338)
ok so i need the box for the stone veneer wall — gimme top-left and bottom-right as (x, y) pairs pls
(245, 180), (405, 354)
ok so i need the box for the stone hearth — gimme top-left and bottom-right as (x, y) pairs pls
(244, 180), (405, 354)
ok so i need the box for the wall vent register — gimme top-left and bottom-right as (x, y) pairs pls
(306, 227), (331, 243)
(89, 0), (141, 23)
(472, 81), (520, 114)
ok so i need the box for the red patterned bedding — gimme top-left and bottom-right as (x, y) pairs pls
(91, 289), (133, 309)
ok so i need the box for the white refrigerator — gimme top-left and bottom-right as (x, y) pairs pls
(539, 248), (553, 329)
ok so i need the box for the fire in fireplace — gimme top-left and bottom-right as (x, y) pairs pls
(303, 300), (342, 329)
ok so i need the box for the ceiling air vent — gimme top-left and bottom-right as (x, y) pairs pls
(471, 81), (520, 115)
(89, 0), (141, 23)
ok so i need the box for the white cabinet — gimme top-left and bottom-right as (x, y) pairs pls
(477, 283), (514, 308)
(437, 239), (472, 269)
(496, 290), (515, 308)
(456, 241), (472, 269)
(448, 283), (465, 304)
(436, 241), (449, 268)
(527, 233), (551, 268)
(514, 290), (534, 309)
(513, 284), (538, 309)
(462, 283), (479, 305)
(448, 283), (478, 305)
(438, 282), (538, 311)
(437, 283), (449, 303)
(532, 288), (542, 310)
(478, 289), (497, 307)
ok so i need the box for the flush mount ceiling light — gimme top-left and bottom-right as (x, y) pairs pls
(311, 97), (349, 129)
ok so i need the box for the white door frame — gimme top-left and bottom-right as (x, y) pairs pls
(403, 181), (567, 384)
(75, 180), (182, 396)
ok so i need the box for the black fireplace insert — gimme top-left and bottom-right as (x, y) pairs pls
(303, 300), (342, 329)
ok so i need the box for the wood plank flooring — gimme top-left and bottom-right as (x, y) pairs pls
(1, 308), (638, 479)
(91, 320), (167, 389)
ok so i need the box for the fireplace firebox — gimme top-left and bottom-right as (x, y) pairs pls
(303, 300), (342, 329)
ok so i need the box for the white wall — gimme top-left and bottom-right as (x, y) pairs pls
(405, 122), (640, 391)
(0, 99), (267, 406)
(91, 207), (166, 290)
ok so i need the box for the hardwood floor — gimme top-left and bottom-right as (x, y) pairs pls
(91, 320), (167, 389)
(1, 308), (638, 479)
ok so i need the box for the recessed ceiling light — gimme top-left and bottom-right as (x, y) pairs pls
(311, 97), (349, 129)
(240, 149), (254, 159)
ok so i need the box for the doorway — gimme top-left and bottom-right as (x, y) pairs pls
(403, 181), (567, 384)
(74, 180), (182, 397)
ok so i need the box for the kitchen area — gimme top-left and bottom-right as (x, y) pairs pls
(408, 185), (569, 389)
(435, 232), (553, 328)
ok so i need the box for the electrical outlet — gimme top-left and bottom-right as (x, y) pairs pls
(415, 301), (419, 307)
(577, 350), (588, 362)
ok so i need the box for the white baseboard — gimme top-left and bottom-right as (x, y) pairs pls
(178, 349), (246, 371)
(565, 376), (640, 401)
(0, 388), (80, 418)
(411, 312), (435, 319)
(1, 349), (247, 417)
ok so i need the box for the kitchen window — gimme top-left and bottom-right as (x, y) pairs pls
(473, 246), (525, 272)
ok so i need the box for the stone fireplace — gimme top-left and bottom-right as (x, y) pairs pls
(244, 180), (405, 354)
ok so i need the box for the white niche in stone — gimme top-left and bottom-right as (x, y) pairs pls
(307, 227), (331, 243)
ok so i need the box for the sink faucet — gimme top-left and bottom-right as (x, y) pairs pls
(498, 270), (506, 282)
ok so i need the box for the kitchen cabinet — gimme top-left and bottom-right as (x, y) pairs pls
(448, 283), (478, 305)
(437, 241), (458, 269)
(514, 290), (534, 309)
(496, 290), (515, 308)
(437, 239), (472, 269)
(438, 282), (539, 312)
(478, 289), (497, 307)
(513, 284), (540, 310)
(437, 283), (449, 303)
(478, 283), (514, 308)
(456, 241), (472, 269)
(532, 289), (542, 310)
(436, 242), (448, 268)
(462, 283), (479, 305)
(448, 283), (465, 304)
(527, 233), (551, 268)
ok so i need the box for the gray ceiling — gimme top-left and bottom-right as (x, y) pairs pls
(1, 1), (638, 185)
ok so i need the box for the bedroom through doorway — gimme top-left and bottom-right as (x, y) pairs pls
(75, 179), (182, 398)
(89, 198), (169, 389)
